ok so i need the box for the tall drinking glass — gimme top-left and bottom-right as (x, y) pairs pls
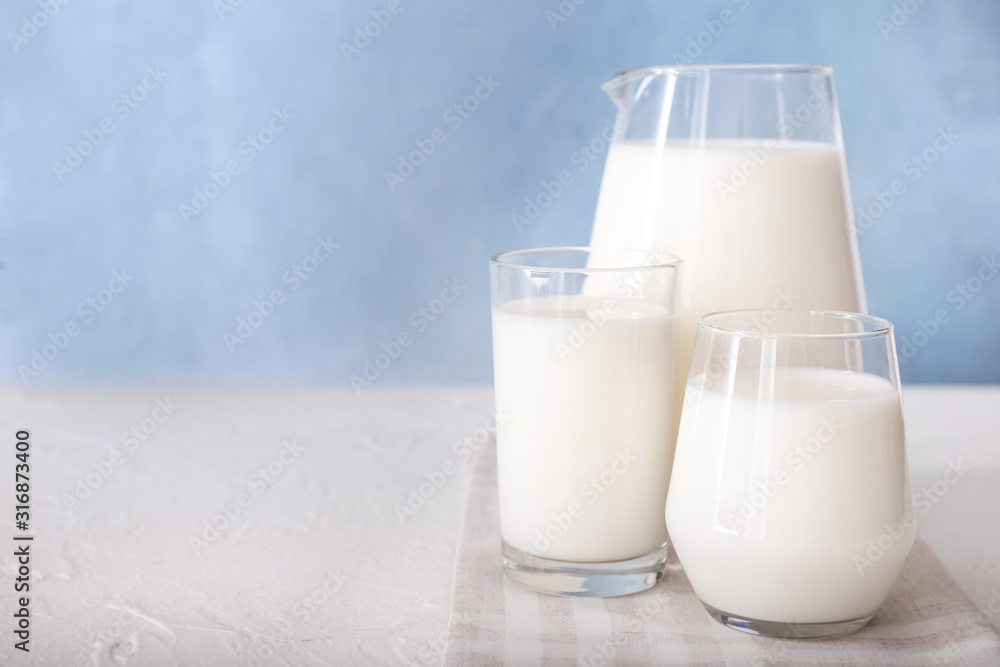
(491, 247), (680, 597)
(666, 309), (914, 638)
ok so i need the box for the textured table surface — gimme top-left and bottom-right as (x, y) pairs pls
(0, 385), (996, 666)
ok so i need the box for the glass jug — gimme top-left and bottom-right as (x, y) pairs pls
(589, 64), (868, 406)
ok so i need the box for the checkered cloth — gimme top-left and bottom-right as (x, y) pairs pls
(444, 446), (1000, 666)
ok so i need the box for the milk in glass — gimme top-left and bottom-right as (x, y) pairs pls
(666, 367), (913, 622)
(493, 294), (677, 562)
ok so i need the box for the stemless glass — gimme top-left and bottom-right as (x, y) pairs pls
(491, 247), (681, 597)
(665, 309), (914, 638)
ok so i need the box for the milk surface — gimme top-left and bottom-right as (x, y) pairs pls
(590, 140), (866, 406)
(665, 367), (913, 622)
(493, 294), (677, 562)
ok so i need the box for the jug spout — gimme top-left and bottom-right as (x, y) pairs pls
(602, 68), (648, 110)
(602, 66), (677, 111)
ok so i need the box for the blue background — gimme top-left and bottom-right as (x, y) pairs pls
(0, 0), (997, 385)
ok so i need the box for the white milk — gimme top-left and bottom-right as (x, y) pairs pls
(665, 367), (913, 623)
(590, 140), (865, 406)
(493, 294), (677, 563)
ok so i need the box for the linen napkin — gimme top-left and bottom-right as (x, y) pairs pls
(445, 446), (1000, 666)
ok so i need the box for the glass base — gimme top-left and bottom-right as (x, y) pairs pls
(702, 602), (873, 639)
(501, 540), (667, 597)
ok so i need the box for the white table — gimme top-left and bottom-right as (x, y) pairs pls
(0, 385), (996, 665)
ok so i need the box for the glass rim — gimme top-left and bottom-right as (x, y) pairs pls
(490, 246), (682, 273)
(605, 64), (832, 89)
(698, 308), (893, 340)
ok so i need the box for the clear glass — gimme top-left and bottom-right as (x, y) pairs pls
(490, 247), (681, 597)
(665, 309), (914, 638)
(589, 64), (868, 427)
